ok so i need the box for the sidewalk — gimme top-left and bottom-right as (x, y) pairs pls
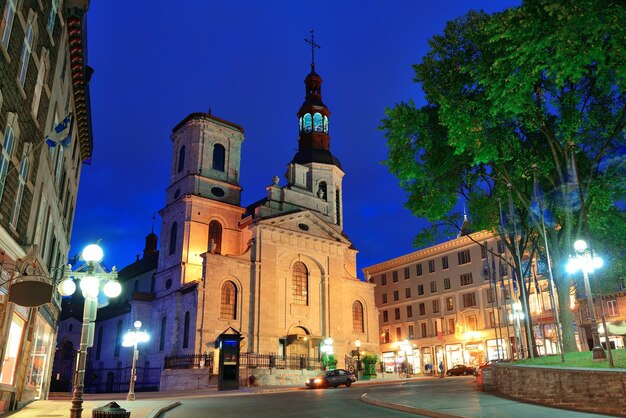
(3, 376), (613, 418)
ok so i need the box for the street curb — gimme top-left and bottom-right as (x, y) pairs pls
(146, 401), (181, 418)
(360, 393), (466, 418)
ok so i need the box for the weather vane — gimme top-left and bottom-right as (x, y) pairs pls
(304, 29), (321, 67)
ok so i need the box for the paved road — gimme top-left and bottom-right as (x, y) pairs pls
(161, 385), (420, 418)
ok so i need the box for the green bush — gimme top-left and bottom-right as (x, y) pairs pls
(362, 354), (378, 364)
(322, 354), (337, 366)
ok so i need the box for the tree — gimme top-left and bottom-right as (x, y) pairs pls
(381, 0), (626, 353)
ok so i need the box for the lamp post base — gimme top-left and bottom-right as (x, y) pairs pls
(592, 346), (607, 361)
(126, 392), (135, 401)
(69, 389), (84, 418)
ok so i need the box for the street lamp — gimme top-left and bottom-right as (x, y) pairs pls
(122, 320), (150, 401)
(355, 338), (361, 372)
(57, 244), (121, 418)
(566, 239), (606, 361)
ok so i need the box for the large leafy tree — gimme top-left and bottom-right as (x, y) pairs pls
(381, 0), (626, 353)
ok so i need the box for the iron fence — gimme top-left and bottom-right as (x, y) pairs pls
(240, 353), (324, 370)
(163, 353), (213, 369)
(83, 365), (161, 393)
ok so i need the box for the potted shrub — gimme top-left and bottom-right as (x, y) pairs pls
(322, 354), (338, 370)
(362, 354), (378, 378)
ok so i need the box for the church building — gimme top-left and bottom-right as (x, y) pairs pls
(148, 58), (378, 368)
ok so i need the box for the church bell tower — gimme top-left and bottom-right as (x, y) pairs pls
(285, 31), (345, 229)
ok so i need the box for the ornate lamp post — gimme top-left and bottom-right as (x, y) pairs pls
(566, 239), (606, 361)
(57, 244), (121, 418)
(355, 338), (361, 372)
(122, 320), (150, 401)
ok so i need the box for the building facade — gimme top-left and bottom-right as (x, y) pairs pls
(363, 228), (560, 374)
(53, 59), (379, 393)
(0, 0), (93, 412)
(149, 61), (378, 370)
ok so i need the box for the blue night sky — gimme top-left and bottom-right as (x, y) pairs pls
(71, 0), (519, 276)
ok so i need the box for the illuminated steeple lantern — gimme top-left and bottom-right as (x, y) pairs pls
(293, 50), (339, 168)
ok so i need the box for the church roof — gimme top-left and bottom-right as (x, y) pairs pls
(117, 252), (158, 281)
(290, 148), (342, 169)
(172, 112), (244, 134)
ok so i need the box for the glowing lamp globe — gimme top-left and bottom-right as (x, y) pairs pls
(80, 275), (100, 298)
(134, 320), (142, 329)
(573, 240), (588, 253)
(103, 280), (122, 298)
(58, 278), (76, 296)
(83, 244), (104, 263)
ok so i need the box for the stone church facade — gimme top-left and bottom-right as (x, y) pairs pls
(149, 62), (378, 369)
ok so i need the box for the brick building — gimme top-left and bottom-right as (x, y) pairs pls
(0, 0), (93, 412)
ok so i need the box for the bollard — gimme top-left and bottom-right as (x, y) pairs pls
(92, 401), (131, 418)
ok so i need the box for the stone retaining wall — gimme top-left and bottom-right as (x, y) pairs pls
(488, 364), (626, 417)
(159, 368), (212, 391)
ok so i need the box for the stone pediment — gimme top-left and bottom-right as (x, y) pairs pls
(257, 210), (351, 246)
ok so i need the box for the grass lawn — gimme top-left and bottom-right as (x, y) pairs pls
(515, 348), (626, 369)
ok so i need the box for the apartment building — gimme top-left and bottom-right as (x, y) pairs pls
(364, 230), (520, 374)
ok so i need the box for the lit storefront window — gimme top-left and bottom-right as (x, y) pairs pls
(0, 312), (26, 385)
(25, 315), (54, 399)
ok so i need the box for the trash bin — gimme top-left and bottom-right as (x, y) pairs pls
(92, 401), (130, 418)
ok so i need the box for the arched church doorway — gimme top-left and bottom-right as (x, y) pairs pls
(286, 326), (310, 357)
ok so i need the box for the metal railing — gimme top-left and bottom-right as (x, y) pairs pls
(240, 353), (325, 370)
(163, 353), (213, 369)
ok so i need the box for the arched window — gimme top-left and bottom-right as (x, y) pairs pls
(220, 281), (237, 319)
(352, 301), (364, 333)
(159, 316), (167, 351)
(323, 116), (329, 133)
(303, 114), (312, 133)
(335, 189), (341, 226)
(169, 222), (177, 255)
(313, 113), (323, 132)
(177, 145), (185, 173)
(114, 320), (122, 357)
(10, 155), (28, 228)
(183, 311), (190, 349)
(299, 117), (303, 132)
(208, 220), (222, 254)
(1, 0), (17, 49)
(316, 181), (327, 201)
(292, 262), (308, 305)
(18, 19), (34, 87)
(0, 122), (16, 201)
(212, 143), (225, 172)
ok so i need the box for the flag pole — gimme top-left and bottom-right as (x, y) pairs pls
(498, 199), (514, 360)
(484, 242), (502, 360)
(507, 184), (535, 358)
(532, 166), (565, 363)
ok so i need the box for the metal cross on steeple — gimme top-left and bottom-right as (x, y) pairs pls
(304, 29), (321, 67)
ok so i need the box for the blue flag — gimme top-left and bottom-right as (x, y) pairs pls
(531, 176), (556, 228)
(512, 268), (519, 293)
(45, 114), (73, 147)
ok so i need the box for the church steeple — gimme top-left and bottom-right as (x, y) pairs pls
(292, 31), (341, 168)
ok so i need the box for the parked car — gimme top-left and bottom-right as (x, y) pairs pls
(305, 369), (357, 388)
(446, 364), (476, 376)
